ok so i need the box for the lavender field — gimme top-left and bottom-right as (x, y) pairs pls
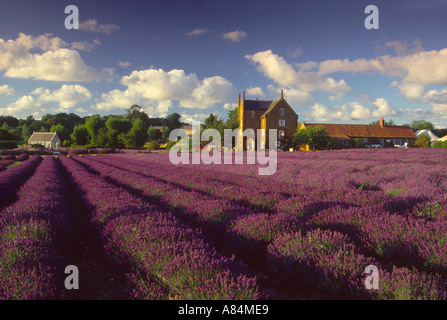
(1, 148), (447, 300)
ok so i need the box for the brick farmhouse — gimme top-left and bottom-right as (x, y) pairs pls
(237, 90), (298, 150)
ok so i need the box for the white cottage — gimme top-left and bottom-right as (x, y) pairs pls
(28, 132), (61, 150)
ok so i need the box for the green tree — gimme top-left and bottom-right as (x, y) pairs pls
(21, 124), (32, 141)
(202, 113), (225, 145)
(71, 125), (89, 146)
(414, 134), (430, 148)
(161, 126), (171, 141)
(39, 126), (47, 132)
(225, 108), (238, 130)
(403, 120), (435, 132)
(1, 122), (11, 130)
(105, 116), (132, 148)
(96, 127), (109, 147)
(118, 118), (148, 149)
(125, 105), (150, 131)
(30, 120), (44, 133)
(50, 124), (70, 142)
(85, 115), (104, 144)
(8, 128), (21, 141)
(0, 116), (19, 128)
(147, 125), (159, 141)
(162, 113), (182, 131)
(290, 126), (332, 151)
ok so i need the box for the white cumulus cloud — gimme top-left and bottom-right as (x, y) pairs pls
(79, 19), (120, 34)
(222, 30), (247, 42)
(0, 84), (14, 95)
(94, 67), (236, 116)
(245, 50), (351, 96)
(0, 33), (110, 82)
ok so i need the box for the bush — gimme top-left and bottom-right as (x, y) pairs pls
(145, 141), (160, 150)
(165, 141), (178, 150)
(432, 140), (447, 148)
(414, 135), (430, 148)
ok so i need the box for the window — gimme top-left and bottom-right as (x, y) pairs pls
(276, 141), (281, 147)
(279, 108), (285, 116)
(278, 130), (285, 139)
(363, 138), (368, 144)
(251, 110), (255, 118)
(279, 119), (285, 126)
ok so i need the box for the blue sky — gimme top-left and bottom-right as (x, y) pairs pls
(1, 0), (447, 127)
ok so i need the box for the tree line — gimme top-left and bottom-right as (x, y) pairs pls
(0, 105), (238, 150)
(0, 105), (189, 149)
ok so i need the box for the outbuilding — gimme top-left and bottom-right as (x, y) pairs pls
(28, 132), (61, 150)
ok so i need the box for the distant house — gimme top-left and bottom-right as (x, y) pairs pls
(28, 132), (61, 150)
(438, 134), (447, 141)
(300, 118), (417, 149)
(415, 129), (439, 146)
(237, 90), (299, 150)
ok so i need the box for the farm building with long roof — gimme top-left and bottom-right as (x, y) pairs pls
(301, 118), (417, 149)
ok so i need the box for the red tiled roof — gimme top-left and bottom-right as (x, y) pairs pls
(304, 123), (417, 139)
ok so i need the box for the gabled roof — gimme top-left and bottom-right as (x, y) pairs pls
(415, 129), (439, 141)
(243, 99), (275, 110)
(439, 134), (447, 141)
(28, 132), (58, 142)
(260, 99), (281, 118)
(304, 123), (417, 139)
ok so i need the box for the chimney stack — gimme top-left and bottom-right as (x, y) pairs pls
(379, 117), (384, 127)
(242, 91), (245, 101)
(280, 89), (284, 100)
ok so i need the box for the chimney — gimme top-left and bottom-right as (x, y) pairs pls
(242, 91), (245, 101)
(280, 89), (284, 100)
(256, 97), (258, 101)
(379, 117), (384, 127)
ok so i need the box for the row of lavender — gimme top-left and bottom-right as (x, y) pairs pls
(0, 156), (71, 299)
(83, 150), (447, 299)
(59, 154), (263, 299)
(89, 152), (447, 272)
(0, 154), (41, 208)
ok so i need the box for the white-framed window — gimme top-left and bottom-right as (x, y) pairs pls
(276, 141), (281, 147)
(278, 130), (285, 139)
(279, 108), (285, 116)
(279, 119), (285, 126)
(251, 110), (255, 118)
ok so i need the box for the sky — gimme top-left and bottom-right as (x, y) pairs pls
(1, 0), (447, 127)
